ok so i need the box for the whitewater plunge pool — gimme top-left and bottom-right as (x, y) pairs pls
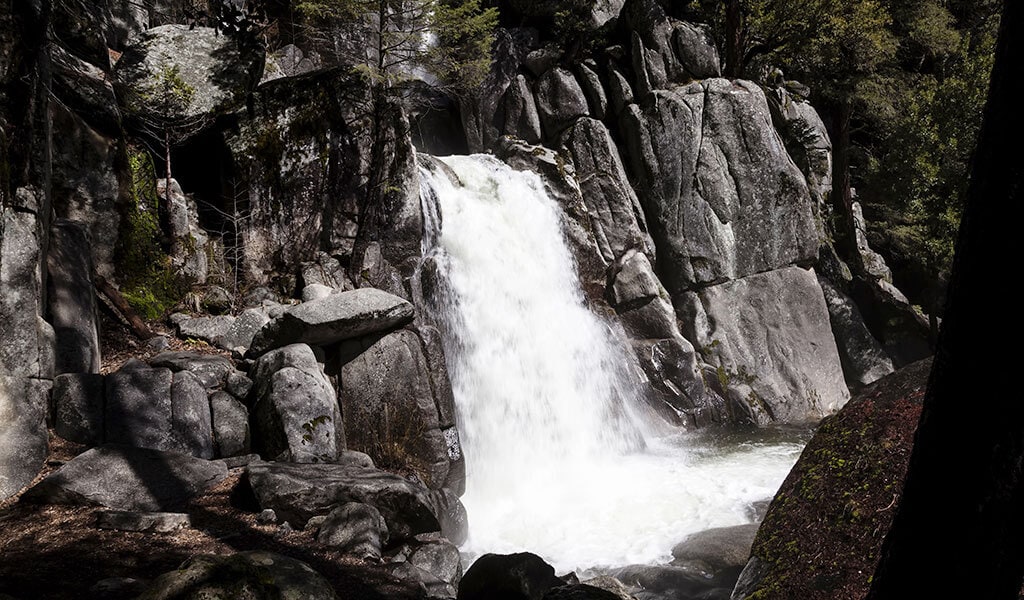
(418, 154), (809, 574)
(456, 426), (808, 574)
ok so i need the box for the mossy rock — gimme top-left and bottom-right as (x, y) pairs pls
(115, 146), (186, 319)
(734, 359), (932, 600)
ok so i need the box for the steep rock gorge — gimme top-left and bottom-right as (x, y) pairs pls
(0, 0), (923, 500)
(0, 0), (942, 597)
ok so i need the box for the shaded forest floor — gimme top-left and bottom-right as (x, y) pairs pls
(0, 435), (423, 600)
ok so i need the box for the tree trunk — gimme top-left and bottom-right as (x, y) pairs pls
(830, 99), (862, 275)
(866, 3), (1024, 597)
(160, 128), (173, 249)
(94, 275), (155, 340)
(724, 0), (744, 78)
(348, 87), (389, 281)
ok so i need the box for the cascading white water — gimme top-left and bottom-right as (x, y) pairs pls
(420, 155), (804, 573)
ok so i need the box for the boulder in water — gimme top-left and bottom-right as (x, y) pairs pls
(611, 563), (727, 599)
(670, 523), (758, 580)
(542, 585), (624, 600)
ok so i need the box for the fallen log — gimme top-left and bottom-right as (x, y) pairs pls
(94, 275), (155, 340)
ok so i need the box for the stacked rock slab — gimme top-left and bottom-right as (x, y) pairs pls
(51, 351), (256, 461)
(24, 445), (228, 511)
(245, 288), (464, 493)
(247, 288), (415, 357)
(103, 366), (218, 458)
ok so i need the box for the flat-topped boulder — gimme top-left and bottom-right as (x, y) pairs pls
(23, 445), (227, 511)
(246, 460), (463, 542)
(247, 288), (415, 357)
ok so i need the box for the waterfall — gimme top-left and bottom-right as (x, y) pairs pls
(419, 154), (804, 573)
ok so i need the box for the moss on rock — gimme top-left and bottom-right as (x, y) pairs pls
(735, 358), (932, 600)
(116, 146), (186, 320)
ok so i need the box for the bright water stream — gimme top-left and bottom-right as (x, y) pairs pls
(419, 155), (806, 574)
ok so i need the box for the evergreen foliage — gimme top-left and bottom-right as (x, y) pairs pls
(691, 0), (998, 305)
(294, 0), (498, 93)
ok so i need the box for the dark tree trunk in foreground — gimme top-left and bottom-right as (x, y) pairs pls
(867, 3), (1024, 598)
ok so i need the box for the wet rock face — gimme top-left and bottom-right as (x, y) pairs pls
(622, 79), (819, 295)
(458, 552), (565, 600)
(607, 249), (727, 426)
(682, 267), (850, 426)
